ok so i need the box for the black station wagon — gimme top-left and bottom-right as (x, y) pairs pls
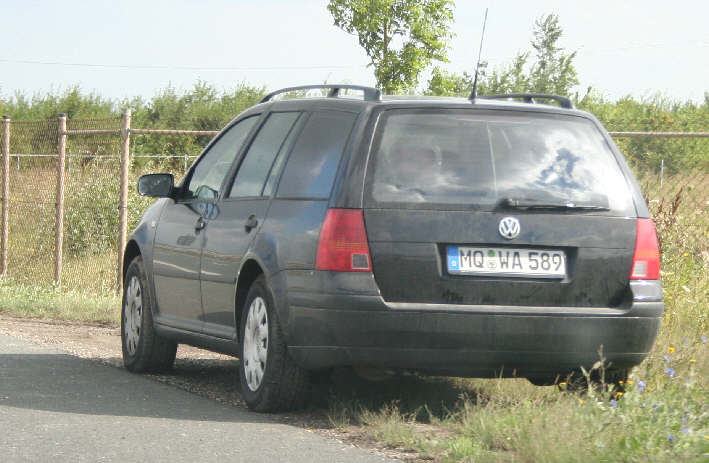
(122, 84), (663, 412)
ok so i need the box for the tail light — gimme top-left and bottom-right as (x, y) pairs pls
(630, 218), (661, 280)
(316, 209), (371, 272)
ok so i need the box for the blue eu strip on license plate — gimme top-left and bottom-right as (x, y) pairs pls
(447, 246), (461, 271)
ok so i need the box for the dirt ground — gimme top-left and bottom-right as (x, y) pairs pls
(0, 315), (425, 462)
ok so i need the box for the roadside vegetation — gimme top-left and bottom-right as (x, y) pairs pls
(0, 279), (118, 324)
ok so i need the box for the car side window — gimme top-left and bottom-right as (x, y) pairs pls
(275, 110), (357, 199)
(229, 112), (301, 198)
(184, 115), (258, 201)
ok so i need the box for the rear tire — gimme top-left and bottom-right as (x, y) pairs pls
(239, 275), (310, 412)
(121, 256), (177, 372)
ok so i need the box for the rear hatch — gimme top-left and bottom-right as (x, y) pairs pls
(363, 108), (637, 308)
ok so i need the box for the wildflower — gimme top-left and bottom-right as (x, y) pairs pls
(668, 435), (675, 441)
(663, 355), (671, 363)
(668, 347), (675, 354)
(578, 398), (584, 404)
(702, 335), (707, 343)
(559, 382), (567, 387)
(682, 337), (688, 344)
(618, 380), (624, 385)
(609, 399), (618, 408)
(682, 417), (687, 424)
(652, 402), (660, 409)
(690, 359), (696, 363)
(637, 380), (646, 393)
(683, 252), (689, 257)
(681, 428), (690, 435)
(615, 391), (624, 398)
(625, 380), (633, 385)
(665, 367), (675, 378)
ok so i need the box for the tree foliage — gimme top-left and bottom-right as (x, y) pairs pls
(426, 13), (577, 97)
(0, 82), (265, 160)
(528, 14), (578, 94)
(328, 0), (454, 94)
(579, 92), (709, 173)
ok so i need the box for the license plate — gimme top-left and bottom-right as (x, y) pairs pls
(447, 246), (566, 278)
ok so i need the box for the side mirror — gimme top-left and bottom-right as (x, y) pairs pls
(138, 174), (174, 198)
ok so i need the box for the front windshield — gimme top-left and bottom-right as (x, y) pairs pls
(369, 110), (634, 215)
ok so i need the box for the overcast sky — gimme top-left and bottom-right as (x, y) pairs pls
(1, 0), (707, 103)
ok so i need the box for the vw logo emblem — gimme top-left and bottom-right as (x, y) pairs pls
(499, 217), (520, 239)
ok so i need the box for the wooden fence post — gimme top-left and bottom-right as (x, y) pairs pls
(55, 114), (67, 286)
(117, 109), (131, 292)
(1, 116), (10, 277)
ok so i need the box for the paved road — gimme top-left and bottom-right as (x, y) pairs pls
(0, 334), (392, 462)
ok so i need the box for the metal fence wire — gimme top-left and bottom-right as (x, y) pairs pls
(62, 116), (123, 292)
(0, 114), (707, 296)
(5, 119), (59, 286)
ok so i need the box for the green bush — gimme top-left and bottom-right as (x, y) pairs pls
(64, 171), (120, 257)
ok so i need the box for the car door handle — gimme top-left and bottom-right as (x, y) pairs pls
(195, 216), (207, 231)
(245, 215), (258, 232)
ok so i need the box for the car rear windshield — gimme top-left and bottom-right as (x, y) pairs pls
(367, 109), (634, 215)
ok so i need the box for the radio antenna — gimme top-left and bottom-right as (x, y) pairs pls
(469, 8), (489, 100)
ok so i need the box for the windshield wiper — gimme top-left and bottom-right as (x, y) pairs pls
(498, 197), (610, 211)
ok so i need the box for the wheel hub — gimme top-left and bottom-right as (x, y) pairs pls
(243, 296), (269, 392)
(123, 276), (142, 356)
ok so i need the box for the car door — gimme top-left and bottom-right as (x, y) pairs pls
(151, 115), (260, 332)
(200, 111), (303, 339)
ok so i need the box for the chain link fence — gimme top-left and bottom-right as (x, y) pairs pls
(5, 119), (59, 286)
(0, 113), (215, 293)
(62, 116), (123, 292)
(0, 114), (707, 296)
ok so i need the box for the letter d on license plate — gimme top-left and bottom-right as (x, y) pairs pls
(447, 246), (566, 278)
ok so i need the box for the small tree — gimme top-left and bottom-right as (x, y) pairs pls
(529, 14), (578, 95)
(426, 13), (578, 98)
(328, 0), (454, 94)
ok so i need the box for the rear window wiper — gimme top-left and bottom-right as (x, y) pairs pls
(498, 197), (610, 211)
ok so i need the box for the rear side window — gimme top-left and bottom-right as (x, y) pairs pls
(229, 112), (301, 198)
(367, 110), (634, 215)
(276, 110), (357, 199)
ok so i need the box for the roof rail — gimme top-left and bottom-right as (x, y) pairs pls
(259, 84), (382, 104)
(479, 93), (574, 109)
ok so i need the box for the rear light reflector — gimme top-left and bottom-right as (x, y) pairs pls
(316, 209), (371, 272)
(630, 218), (661, 280)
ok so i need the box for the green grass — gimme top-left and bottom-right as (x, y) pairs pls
(0, 278), (119, 324)
(325, 332), (708, 461)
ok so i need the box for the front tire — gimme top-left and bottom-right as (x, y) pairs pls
(122, 256), (177, 372)
(239, 275), (310, 412)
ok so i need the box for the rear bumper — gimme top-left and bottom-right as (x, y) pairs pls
(283, 271), (663, 378)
